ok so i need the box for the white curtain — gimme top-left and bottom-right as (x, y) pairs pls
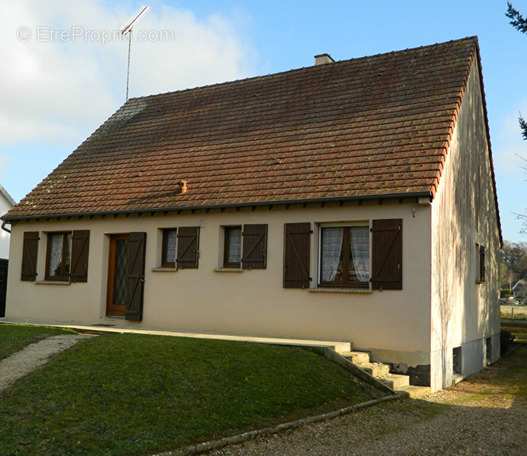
(165, 230), (177, 263)
(49, 234), (63, 277)
(350, 227), (370, 282)
(228, 228), (242, 263)
(321, 228), (343, 282)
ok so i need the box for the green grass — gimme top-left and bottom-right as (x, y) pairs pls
(0, 327), (385, 456)
(0, 323), (76, 361)
(497, 326), (527, 398)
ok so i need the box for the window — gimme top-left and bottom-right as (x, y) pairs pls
(476, 243), (485, 284)
(161, 227), (200, 269)
(46, 232), (72, 281)
(283, 219), (402, 290)
(28, 230), (91, 283)
(319, 226), (370, 288)
(223, 226), (242, 268)
(222, 224), (268, 269)
(162, 229), (177, 267)
(453, 346), (462, 375)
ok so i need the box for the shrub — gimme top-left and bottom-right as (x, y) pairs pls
(500, 329), (516, 354)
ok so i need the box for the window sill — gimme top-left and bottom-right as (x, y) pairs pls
(309, 287), (372, 294)
(214, 268), (243, 273)
(152, 267), (178, 273)
(35, 280), (71, 285)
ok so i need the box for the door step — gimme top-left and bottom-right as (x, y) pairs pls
(341, 351), (430, 398)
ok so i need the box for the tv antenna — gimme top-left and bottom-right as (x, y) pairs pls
(121, 5), (149, 101)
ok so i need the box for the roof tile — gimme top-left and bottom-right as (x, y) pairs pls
(6, 37), (483, 219)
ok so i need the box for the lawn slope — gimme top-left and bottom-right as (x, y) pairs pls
(0, 330), (386, 456)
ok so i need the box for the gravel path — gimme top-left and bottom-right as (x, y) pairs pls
(205, 348), (527, 456)
(0, 334), (94, 392)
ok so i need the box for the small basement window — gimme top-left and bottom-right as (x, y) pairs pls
(486, 337), (492, 363)
(453, 346), (462, 375)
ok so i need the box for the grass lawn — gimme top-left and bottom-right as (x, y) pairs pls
(0, 323), (76, 361)
(0, 325), (386, 456)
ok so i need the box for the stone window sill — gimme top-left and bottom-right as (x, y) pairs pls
(309, 287), (372, 294)
(152, 267), (178, 273)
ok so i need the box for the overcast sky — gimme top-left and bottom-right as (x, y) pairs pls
(0, 0), (525, 242)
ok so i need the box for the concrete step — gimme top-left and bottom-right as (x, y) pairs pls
(400, 385), (431, 399)
(341, 351), (370, 364)
(378, 373), (410, 390)
(357, 362), (390, 377)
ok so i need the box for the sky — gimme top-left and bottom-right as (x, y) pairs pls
(0, 0), (525, 243)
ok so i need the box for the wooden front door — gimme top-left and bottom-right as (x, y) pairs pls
(106, 234), (130, 317)
(106, 232), (147, 320)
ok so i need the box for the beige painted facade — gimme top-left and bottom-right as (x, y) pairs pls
(430, 60), (501, 391)
(6, 200), (432, 363)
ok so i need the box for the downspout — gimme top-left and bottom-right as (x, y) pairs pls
(1, 220), (11, 233)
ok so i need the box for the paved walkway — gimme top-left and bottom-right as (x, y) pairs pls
(0, 334), (94, 392)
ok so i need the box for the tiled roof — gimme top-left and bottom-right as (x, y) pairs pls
(5, 37), (491, 220)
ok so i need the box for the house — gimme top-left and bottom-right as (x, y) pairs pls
(512, 279), (526, 304)
(1, 37), (502, 391)
(0, 183), (15, 259)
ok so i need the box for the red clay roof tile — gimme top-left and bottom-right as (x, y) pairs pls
(5, 37), (490, 219)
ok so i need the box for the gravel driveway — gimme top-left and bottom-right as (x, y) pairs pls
(205, 345), (527, 456)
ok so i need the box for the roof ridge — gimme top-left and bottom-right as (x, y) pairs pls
(125, 36), (479, 103)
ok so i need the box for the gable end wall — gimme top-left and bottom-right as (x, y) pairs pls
(430, 59), (501, 391)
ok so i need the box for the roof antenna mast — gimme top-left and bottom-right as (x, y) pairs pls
(121, 5), (149, 101)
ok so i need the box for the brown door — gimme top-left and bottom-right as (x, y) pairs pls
(106, 234), (130, 317)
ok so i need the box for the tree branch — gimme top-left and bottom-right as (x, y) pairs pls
(507, 2), (527, 33)
(520, 114), (527, 140)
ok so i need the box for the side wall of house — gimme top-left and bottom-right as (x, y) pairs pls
(5, 199), (433, 368)
(0, 194), (13, 259)
(430, 60), (501, 391)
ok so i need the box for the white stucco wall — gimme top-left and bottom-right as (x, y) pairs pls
(5, 199), (433, 366)
(430, 59), (501, 391)
(0, 191), (14, 259)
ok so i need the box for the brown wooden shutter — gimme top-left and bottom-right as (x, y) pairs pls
(284, 223), (311, 288)
(126, 232), (146, 321)
(242, 224), (267, 269)
(371, 219), (402, 290)
(70, 230), (90, 283)
(21, 231), (39, 282)
(176, 226), (199, 269)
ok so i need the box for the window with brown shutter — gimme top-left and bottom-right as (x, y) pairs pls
(371, 219), (403, 290)
(284, 223), (311, 288)
(126, 232), (146, 321)
(242, 224), (267, 269)
(177, 226), (200, 269)
(70, 230), (90, 283)
(21, 231), (40, 282)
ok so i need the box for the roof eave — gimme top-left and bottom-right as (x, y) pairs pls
(2, 191), (434, 223)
